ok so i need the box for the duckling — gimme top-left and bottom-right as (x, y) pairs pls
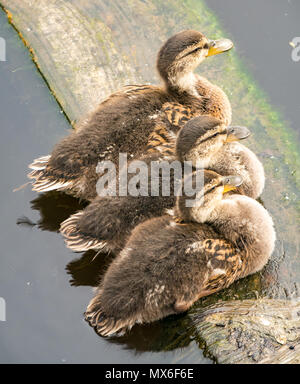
(85, 170), (276, 336)
(28, 30), (233, 201)
(175, 115), (265, 199)
(60, 114), (264, 254)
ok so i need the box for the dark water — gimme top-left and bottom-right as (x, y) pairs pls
(0, 11), (210, 364)
(0, 1), (299, 364)
(206, 0), (300, 142)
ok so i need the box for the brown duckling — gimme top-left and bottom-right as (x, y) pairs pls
(60, 115), (264, 254)
(85, 170), (276, 336)
(176, 116), (265, 199)
(28, 30), (233, 201)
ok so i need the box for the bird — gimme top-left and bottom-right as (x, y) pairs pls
(84, 170), (276, 337)
(175, 115), (265, 199)
(60, 114), (264, 254)
(28, 30), (233, 201)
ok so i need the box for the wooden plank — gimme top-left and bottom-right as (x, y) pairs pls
(191, 299), (300, 364)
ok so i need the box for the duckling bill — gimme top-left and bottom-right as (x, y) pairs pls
(85, 170), (276, 337)
(28, 30), (233, 201)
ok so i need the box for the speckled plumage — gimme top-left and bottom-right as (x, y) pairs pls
(60, 115), (264, 254)
(84, 170), (276, 336)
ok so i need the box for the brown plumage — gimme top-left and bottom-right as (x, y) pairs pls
(28, 30), (233, 201)
(84, 170), (276, 337)
(60, 114), (264, 254)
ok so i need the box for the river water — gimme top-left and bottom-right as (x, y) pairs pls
(206, 0), (300, 142)
(0, 9), (211, 364)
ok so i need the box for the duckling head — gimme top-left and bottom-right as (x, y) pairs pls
(176, 115), (250, 168)
(157, 30), (233, 93)
(176, 170), (243, 223)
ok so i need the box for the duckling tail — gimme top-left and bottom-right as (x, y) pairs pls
(28, 155), (73, 192)
(85, 292), (131, 337)
(60, 212), (108, 252)
(28, 155), (49, 184)
(28, 155), (51, 171)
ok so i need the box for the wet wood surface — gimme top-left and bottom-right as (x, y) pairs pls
(191, 299), (300, 364)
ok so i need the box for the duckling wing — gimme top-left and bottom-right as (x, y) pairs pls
(28, 155), (74, 192)
(146, 102), (195, 156)
(29, 84), (169, 198)
(162, 102), (194, 128)
(119, 84), (157, 96)
(202, 239), (242, 291)
(175, 239), (242, 312)
(60, 165), (176, 254)
(60, 211), (108, 253)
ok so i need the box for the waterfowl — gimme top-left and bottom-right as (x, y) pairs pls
(175, 115), (265, 199)
(28, 30), (233, 201)
(60, 114), (264, 254)
(85, 170), (276, 336)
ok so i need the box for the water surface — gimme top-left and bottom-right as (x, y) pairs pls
(206, 0), (300, 142)
(0, 11), (210, 363)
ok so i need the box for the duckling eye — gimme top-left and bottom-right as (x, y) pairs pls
(206, 184), (218, 194)
(189, 47), (201, 55)
(203, 43), (209, 50)
(181, 47), (202, 59)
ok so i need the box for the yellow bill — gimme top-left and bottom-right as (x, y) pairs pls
(223, 185), (237, 194)
(207, 38), (234, 57)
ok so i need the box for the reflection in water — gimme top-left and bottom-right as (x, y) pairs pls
(0, 8), (210, 363)
(66, 249), (196, 353)
(16, 191), (86, 232)
(30, 191), (87, 232)
(24, 190), (196, 354)
(107, 314), (194, 354)
(66, 243), (196, 354)
(23, 187), (286, 356)
(20, 186), (290, 362)
(66, 250), (113, 287)
(23, 179), (298, 358)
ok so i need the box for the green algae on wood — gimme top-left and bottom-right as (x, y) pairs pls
(191, 298), (300, 364)
(1, 0), (300, 363)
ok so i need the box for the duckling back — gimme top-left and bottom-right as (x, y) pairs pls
(209, 194), (276, 277)
(85, 171), (276, 336)
(28, 31), (234, 201)
(86, 215), (221, 335)
(60, 116), (262, 254)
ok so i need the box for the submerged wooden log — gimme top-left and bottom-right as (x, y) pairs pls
(191, 299), (300, 364)
(2, 0), (300, 363)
